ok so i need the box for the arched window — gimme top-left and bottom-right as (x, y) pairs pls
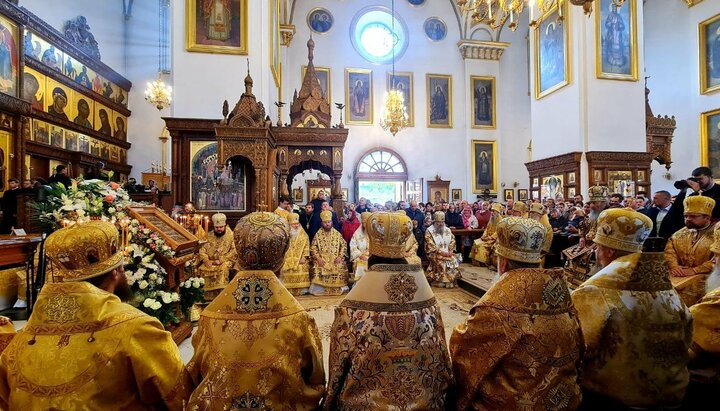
(350, 6), (408, 65)
(355, 149), (408, 204)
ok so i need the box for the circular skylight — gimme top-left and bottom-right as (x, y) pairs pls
(351, 7), (408, 65)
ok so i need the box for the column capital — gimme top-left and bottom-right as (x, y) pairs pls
(280, 24), (295, 46)
(457, 40), (510, 61)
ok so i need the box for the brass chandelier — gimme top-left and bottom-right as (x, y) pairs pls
(456, 0), (625, 30)
(380, 0), (408, 136)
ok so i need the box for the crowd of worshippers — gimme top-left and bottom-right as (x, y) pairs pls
(1, 197), (720, 409)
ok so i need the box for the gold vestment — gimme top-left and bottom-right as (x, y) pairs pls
(425, 225), (461, 287)
(403, 235), (422, 265)
(471, 216), (501, 264)
(0, 318), (14, 356)
(562, 215), (598, 287)
(310, 228), (349, 295)
(348, 228), (369, 281)
(197, 229), (238, 300)
(571, 252), (693, 408)
(324, 264), (452, 410)
(186, 270), (326, 410)
(0, 282), (189, 410)
(688, 287), (720, 385)
(665, 224), (715, 306)
(450, 268), (583, 410)
(281, 227), (311, 295)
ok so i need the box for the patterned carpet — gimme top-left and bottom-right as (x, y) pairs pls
(295, 287), (479, 369)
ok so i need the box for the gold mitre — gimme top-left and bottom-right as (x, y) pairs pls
(233, 212), (290, 272)
(593, 208), (652, 253)
(45, 221), (124, 282)
(212, 212), (227, 227)
(684, 195), (715, 216)
(491, 203), (504, 214)
(711, 223), (720, 254)
(588, 185), (609, 202)
(362, 211), (413, 259)
(433, 211), (445, 222)
(528, 203), (544, 215)
(495, 217), (546, 264)
(286, 212), (299, 224)
(320, 210), (333, 222)
(512, 202), (528, 214)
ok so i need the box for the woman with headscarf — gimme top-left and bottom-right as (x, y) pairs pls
(461, 205), (479, 261)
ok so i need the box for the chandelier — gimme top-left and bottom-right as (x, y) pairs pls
(456, 0), (624, 30)
(145, 74), (172, 110)
(380, 0), (409, 136)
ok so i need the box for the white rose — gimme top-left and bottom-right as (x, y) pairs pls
(136, 268), (147, 276)
(151, 301), (162, 310)
(149, 273), (157, 281)
(156, 276), (163, 285)
(161, 293), (172, 304)
(108, 207), (116, 214)
(172, 293), (180, 302)
(199, 278), (205, 285)
(146, 239), (153, 244)
(143, 298), (154, 308)
(138, 280), (148, 290)
(192, 280), (200, 289)
(183, 281), (191, 288)
(143, 229), (151, 235)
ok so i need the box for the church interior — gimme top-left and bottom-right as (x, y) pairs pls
(0, 0), (717, 409)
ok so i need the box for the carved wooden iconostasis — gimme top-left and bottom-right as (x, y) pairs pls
(526, 152), (582, 201)
(166, 37), (348, 226)
(586, 151), (654, 197)
(0, 2), (132, 194)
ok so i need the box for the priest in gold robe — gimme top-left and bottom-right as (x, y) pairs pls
(324, 211), (452, 410)
(403, 233), (422, 265)
(197, 213), (238, 301)
(0, 221), (189, 410)
(348, 222), (369, 281)
(310, 210), (349, 295)
(571, 209), (692, 409)
(665, 196), (716, 306)
(528, 203), (553, 255)
(450, 217), (583, 410)
(186, 212), (325, 410)
(280, 212), (311, 295)
(425, 211), (461, 287)
(471, 202), (503, 266)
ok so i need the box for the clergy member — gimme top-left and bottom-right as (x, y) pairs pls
(324, 211), (452, 410)
(274, 196), (291, 220)
(196, 212), (238, 301)
(528, 202), (554, 257)
(349, 221), (369, 281)
(450, 217), (583, 410)
(0, 221), (189, 409)
(471, 202), (503, 266)
(562, 184), (609, 286)
(310, 210), (349, 295)
(425, 211), (461, 288)
(403, 229), (422, 265)
(571, 209), (692, 409)
(280, 212), (311, 295)
(665, 196), (716, 306)
(685, 224), (720, 407)
(186, 212), (326, 410)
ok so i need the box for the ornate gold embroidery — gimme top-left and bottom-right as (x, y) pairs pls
(341, 297), (437, 313)
(233, 276), (273, 313)
(384, 272), (418, 305)
(226, 320), (274, 348)
(45, 295), (80, 324)
(544, 383), (572, 411)
(542, 277), (568, 308)
(380, 366), (425, 407)
(384, 313), (417, 341)
(230, 392), (270, 410)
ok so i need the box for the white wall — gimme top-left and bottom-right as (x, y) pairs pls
(644, 0), (720, 193)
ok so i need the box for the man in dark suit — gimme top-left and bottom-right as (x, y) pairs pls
(648, 190), (673, 238)
(48, 165), (72, 188)
(0, 178), (19, 233)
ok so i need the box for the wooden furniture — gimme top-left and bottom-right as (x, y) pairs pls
(128, 191), (174, 213)
(645, 86), (676, 171)
(126, 206), (199, 343)
(0, 234), (41, 267)
(525, 152), (582, 201)
(586, 151), (654, 196)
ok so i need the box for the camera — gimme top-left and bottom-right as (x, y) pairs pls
(673, 177), (699, 190)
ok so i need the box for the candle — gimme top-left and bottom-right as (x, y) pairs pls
(204, 216), (209, 233)
(487, 0), (492, 19)
(529, 0), (534, 22)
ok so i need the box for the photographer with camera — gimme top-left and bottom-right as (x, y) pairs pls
(659, 167), (720, 239)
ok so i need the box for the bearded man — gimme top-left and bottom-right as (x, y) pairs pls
(0, 221), (189, 409)
(280, 212), (311, 295)
(186, 212), (326, 410)
(451, 217), (583, 410)
(425, 211), (461, 288)
(471, 202), (503, 266)
(349, 221), (369, 281)
(310, 210), (349, 295)
(665, 196), (716, 306)
(562, 185), (609, 287)
(571, 209), (692, 409)
(197, 213), (238, 301)
(324, 211), (452, 410)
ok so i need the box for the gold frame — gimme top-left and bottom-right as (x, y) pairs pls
(470, 75), (497, 129)
(303, 65), (331, 103)
(269, 0), (281, 88)
(387, 71), (414, 127)
(699, 12), (720, 94)
(345, 68), (373, 125)
(306, 7), (334, 35)
(504, 189), (514, 201)
(687, 0), (704, 7)
(185, 0), (248, 55)
(471, 140), (498, 193)
(426, 73), (453, 128)
(451, 189), (462, 201)
(534, 3), (571, 99)
(700, 107), (720, 171)
(518, 189), (529, 201)
(0, 15), (19, 98)
(595, 0), (638, 81)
